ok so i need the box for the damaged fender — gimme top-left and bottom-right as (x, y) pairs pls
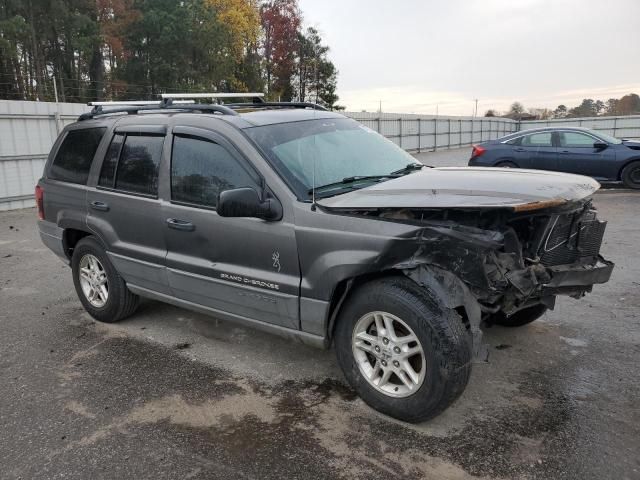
(402, 264), (486, 360)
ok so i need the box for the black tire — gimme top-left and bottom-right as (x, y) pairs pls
(495, 160), (518, 168)
(488, 304), (547, 327)
(71, 236), (139, 323)
(334, 277), (472, 423)
(621, 160), (640, 189)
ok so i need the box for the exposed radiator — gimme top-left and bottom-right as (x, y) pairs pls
(539, 211), (606, 266)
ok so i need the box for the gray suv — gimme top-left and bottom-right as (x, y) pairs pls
(37, 96), (614, 422)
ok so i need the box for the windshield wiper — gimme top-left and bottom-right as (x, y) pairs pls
(390, 163), (426, 175)
(308, 175), (398, 195)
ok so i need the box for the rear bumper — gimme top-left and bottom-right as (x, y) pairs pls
(38, 220), (69, 264)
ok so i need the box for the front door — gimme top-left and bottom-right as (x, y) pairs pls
(161, 127), (300, 329)
(556, 131), (616, 179)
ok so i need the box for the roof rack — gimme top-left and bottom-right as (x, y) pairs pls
(225, 102), (328, 111)
(160, 92), (265, 103)
(87, 100), (195, 107)
(78, 92), (328, 121)
(78, 98), (239, 121)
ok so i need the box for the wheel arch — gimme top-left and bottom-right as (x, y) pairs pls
(494, 157), (519, 167)
(325, 270), (404, 346)
(62, 228), (105, 259)
(325, 265), (482, 357)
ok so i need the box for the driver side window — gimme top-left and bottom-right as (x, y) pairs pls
(170, 135), (258, 209)
(559, 132), (596, 148)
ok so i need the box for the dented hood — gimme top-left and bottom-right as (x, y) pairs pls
(316, 167), (600, 210)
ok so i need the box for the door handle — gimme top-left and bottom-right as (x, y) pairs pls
(166, 218), (195, 232)
(559, 150), (570, 154)
(514, 148), (525, 152)
(90, 200), (109, 212)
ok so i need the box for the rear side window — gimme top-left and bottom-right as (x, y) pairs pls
(98, 134), (164, 196)
(522, 132), (552, 147)
(171, 135), (257, 209)
(49, 128), (106, 184)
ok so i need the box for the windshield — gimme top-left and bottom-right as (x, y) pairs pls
(245, 118), (419, 199)
(595, 131), (623, 144)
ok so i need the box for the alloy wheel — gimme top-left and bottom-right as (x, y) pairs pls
(352, 311), (426, 398)
(78, 254), (109, 308)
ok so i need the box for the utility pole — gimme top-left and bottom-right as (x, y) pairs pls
(53, 75), (62, 134)
(474, 98), (478, 118)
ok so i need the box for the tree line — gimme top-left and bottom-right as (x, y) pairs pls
(487, 93), (640, 120)
(0, 0), (341, 108)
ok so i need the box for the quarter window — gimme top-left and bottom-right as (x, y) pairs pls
(522, 133), (553, 147)
(49, 128), (106, 184)
(171, 135), (257, 208)
(559, 132), (596, 148)
(98, 133), (124, 188)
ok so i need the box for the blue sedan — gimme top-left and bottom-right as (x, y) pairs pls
(468, 127), (640, 189)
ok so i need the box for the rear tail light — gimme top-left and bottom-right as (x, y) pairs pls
(471, 145), (486, 158)
(35, 185), (44, 220)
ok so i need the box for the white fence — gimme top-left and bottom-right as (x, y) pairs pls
(1, 99), (639, 211)
(0, 101), (88, 210)
(344, 112), (517, 152)
(518, 115), (640, 140)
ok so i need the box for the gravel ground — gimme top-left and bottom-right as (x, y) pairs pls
(0, 184), (639, 479)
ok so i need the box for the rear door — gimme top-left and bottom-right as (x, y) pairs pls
(161, 126), (300, 329)
(86, 125), (170, 294)
(556, 131), (616, 179)
(43, 126), (107, 230)
(519, 131), (558, 170)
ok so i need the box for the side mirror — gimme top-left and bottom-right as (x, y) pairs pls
(594, 141), (608, 150)
(217, 187), (282, 221)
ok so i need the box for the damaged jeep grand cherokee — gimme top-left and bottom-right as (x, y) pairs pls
(38, 99), (613, 423)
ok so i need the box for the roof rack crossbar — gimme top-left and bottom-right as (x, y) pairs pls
(226, 102), (328, 111)
(78, 102), (239, 121)
(87, 100), (194, 107)
(160, 92), (264, 100)
(160, 92), (265, 104)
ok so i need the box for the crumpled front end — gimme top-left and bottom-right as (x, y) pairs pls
(396, 201), (613, 315)
(328, 198), (614, 357)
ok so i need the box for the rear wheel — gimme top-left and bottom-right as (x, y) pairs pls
(621, 161), (640, 189)
(71, 236), (139, 323)
(488, 304), (548, 327)
(496, 160), (518, 168)
(334, 277), (472, 423)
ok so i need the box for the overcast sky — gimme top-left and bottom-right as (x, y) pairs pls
(297, 0), (640, 115)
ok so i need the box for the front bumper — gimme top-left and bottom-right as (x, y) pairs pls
(499, 255), (614, 309)
(543, 256), (614, 291)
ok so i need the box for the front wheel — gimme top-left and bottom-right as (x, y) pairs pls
(621, 161), (640, 189)
(334, 277), (472, 423)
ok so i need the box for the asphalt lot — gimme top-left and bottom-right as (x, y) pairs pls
(1, 149), (639, 479)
